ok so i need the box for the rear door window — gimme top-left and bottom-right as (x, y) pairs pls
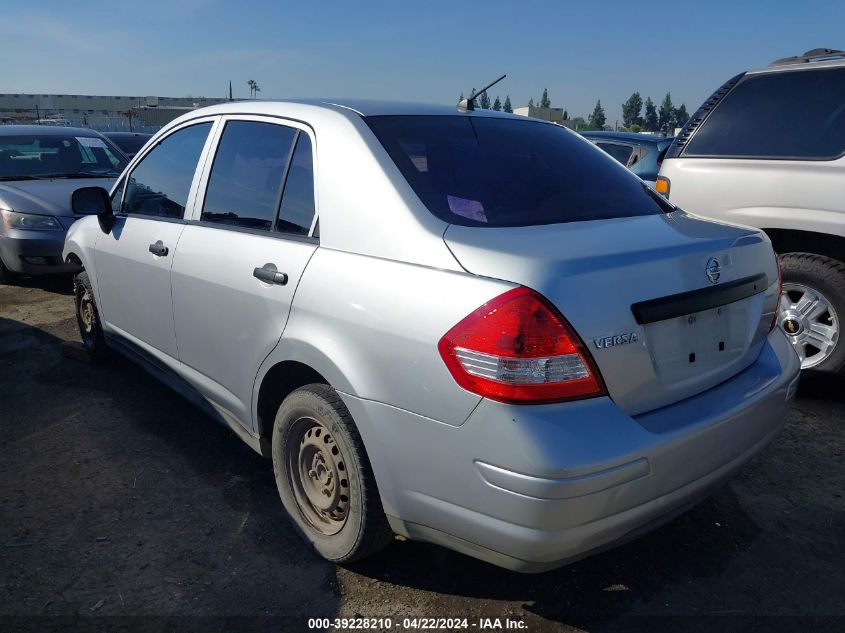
(367, 116), (671, 227)
(684, 67), (845, 160)
(276, 134), (316, 235)
(202, 121), (298, 230)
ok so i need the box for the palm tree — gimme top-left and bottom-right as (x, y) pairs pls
(247, 79), (256, 98)
(254, 83), (261, 99)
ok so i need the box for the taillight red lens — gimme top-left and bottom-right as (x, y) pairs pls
(438, 287), (606, 404)
(770, 254), (783, 332)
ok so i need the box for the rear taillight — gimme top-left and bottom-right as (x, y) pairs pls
(438, 287), (606, 404)
(770, 254), (783, 332)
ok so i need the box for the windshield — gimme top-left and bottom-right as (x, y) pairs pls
(108, 135), (151, 157)
(366, 115), (671, 227)
(0, 133), (126, 180)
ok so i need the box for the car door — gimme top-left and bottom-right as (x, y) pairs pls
(171, 116), (319, 428)
(95, 120), (216, 362)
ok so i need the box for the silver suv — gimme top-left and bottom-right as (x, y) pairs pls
(658, 48), (845, 373)
(63, 100), (799, 572)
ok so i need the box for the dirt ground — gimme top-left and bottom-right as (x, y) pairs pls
(0, 276), (843, 633)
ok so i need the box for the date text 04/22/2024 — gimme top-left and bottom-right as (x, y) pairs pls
(307, 617), (528, 630)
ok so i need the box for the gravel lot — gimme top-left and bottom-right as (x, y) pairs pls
(1, 276), (843, 632)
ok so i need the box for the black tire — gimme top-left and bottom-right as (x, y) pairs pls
(271, 384), (392, 563)
(779, 253), (845, 374)
(73, 270), (108, 361)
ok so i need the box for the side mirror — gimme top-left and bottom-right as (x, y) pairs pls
(71, 187), (114, 233)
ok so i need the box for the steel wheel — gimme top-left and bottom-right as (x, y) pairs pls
(779, 282), (839, 369)
(77, 285), (97, 346)
(287, 417), (350, 535)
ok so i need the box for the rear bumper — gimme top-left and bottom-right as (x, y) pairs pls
(0, 226), (80, 275)
(342, 329), (800, 572)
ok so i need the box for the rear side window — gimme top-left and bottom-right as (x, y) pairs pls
(596, 142), (634, 166)
(276, 134), (316, 235)
(202, 121), (298, 230)
(366, 116), (669, 227)
(684, 68), (845, 160)
(123, 122), (211, 219)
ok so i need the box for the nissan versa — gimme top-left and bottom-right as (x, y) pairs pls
(62, 100), (800, 572)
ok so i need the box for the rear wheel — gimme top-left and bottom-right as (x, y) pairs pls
(778, 253), (845, 373)
(74, 271), (108, 361)
(271, 384), (392, 563)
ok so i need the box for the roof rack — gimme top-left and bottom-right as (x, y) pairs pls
(769, 48), (845, 67)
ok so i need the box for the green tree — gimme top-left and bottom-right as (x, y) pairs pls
(492, 96), (502, 111)
(643, 96), (658, 131)
(658, 93), (675, 132)
(540, 88), (551, 108)
(622, 92), (643, 128)
(503, 95), (513, 113)
(247, 79), (256, 98)
(675, 103), (689, 127)
(528, 97), (534, 108)
(588, 99), (606, 130)
(570, 116), (587, 131)
(563, 109), (568, 120)
(478, 91), (491, 109)
(459, 92), (464, 103)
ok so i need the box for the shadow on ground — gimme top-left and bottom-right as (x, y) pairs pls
(1, 301), (843, 632)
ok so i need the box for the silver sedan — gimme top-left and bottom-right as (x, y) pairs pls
(63, 99), (800, 572)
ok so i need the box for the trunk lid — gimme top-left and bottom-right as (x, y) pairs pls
(444, 211), (779, 415)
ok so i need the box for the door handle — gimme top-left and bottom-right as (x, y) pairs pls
(148, 240), (169, 257)
(253, 264), (288, 285)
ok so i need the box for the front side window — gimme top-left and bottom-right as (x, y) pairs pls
(367, 116), (669, 227)
(596, 142), (635, 166)
(122, 122), (211, 219)
(201, 121), (297, 230)
(684, 67), (845, 160)
(110, 179), (125, 215)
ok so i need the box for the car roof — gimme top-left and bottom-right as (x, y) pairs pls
(748, 49), (845, 76)
(188, 98), (538, 120)
(0, 125), (104, 137)
(103, 132), (152, 138)
(581, 131), (673, 144)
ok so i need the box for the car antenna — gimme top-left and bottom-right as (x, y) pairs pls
(458, 74), (506, 112)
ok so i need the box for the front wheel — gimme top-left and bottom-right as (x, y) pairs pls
(778, 253), (845, 373)
(271, 384), (392, 563)
(74, 271), (108, 361)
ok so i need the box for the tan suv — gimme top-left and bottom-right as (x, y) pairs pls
(658, 48), (845, 373)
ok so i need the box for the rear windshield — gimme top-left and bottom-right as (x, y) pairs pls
(684, 67), (845, 160)
(366, 115), (670, 227)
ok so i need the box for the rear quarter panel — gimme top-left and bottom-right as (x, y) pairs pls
(253, 247), (517, 430)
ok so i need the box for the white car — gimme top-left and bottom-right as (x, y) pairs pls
(658, 48), (845, 373)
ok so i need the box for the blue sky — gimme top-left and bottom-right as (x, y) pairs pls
(2, 0), (843, 123)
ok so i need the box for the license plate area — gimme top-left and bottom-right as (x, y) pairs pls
(644, 299), (751, 384)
